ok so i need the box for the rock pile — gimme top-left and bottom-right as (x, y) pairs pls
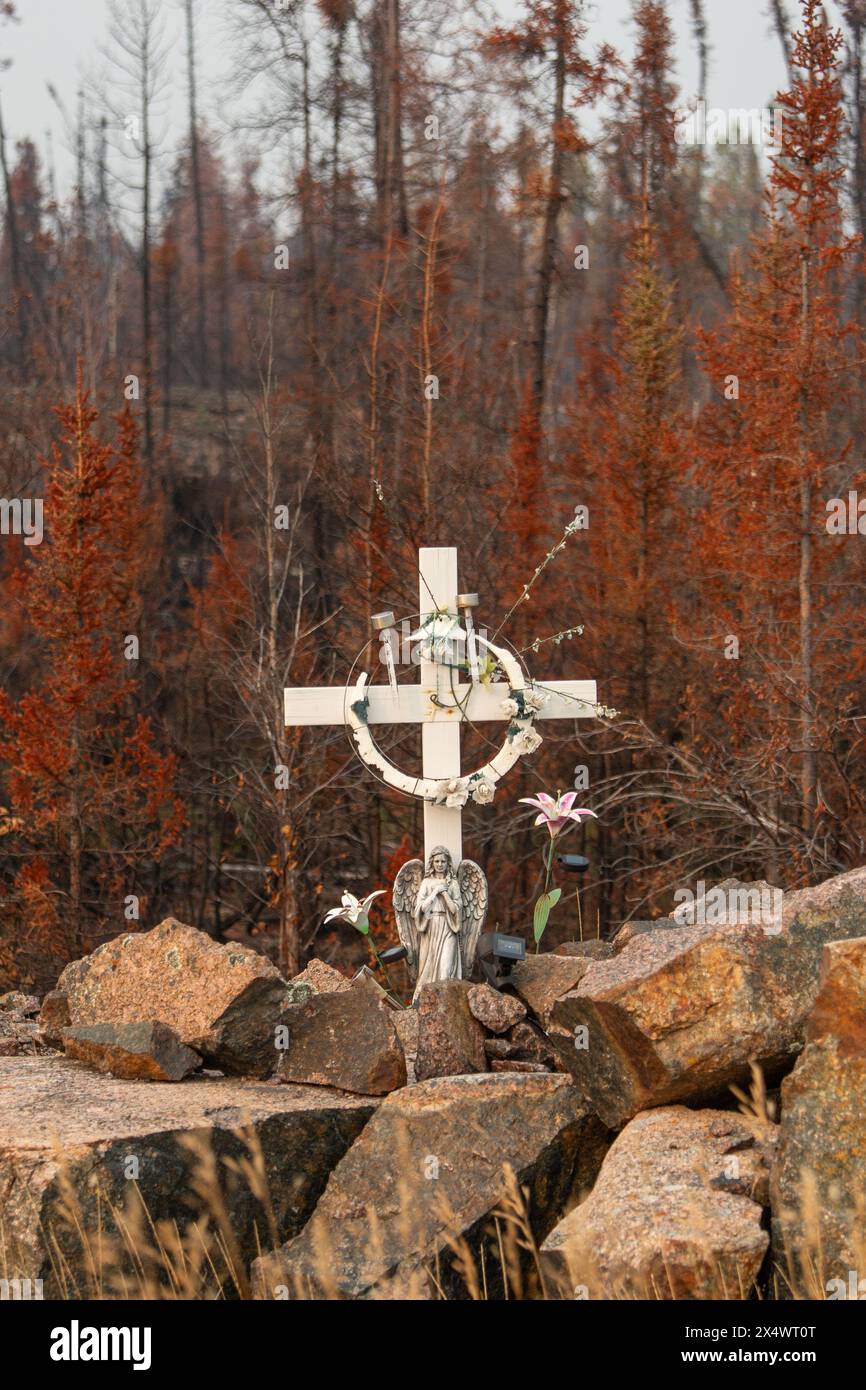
(413, 978), (557, 1080)
(51, 918), (294, 1078)
(0, 1055), (373, 1297)
(542, 875), (866, 1128)
(251, 1072), (607, 1299)
(1, 863), (865, 1301)
(0, 990), (49, 1056)
(541, 1106), (773, 1299)
(771, 934), (866, 1297)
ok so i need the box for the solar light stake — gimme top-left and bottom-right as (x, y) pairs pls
(554, 854), (590, 941)
(477, 929), (526, 989)
(378, 945), (409, 964)
(371, 610), (399, 696)
(555, 854), (590, 873)
(457, 592), (481, 684)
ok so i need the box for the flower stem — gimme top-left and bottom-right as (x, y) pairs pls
(536, 839), (555, 954)
(368, 935), (404, 1006)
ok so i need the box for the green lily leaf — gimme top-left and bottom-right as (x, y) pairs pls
(532, 888), (562, 943)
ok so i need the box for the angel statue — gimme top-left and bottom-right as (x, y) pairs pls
(393, 847), (488, 1001)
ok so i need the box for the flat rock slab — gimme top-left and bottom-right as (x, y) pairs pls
(57, 918), (292, 1077)
(491, 1059), (548, 1073)
(549, 870), (866, 1127)
(0, 1055), (374, 1297)
(542, 1106), (772, 1299)
(252, 1072), (609, 1300)
(612, 881), (782, 952)
(554, 941), (615, 960)
(671, 878), (781, 927)
(771, 936), (866, 1297)
(62, 1021), (202, 1082)
(782, 864), (866, 928)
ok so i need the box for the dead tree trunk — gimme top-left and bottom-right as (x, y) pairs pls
(185, 0), (208, 386)
(531, 32), (566, 428)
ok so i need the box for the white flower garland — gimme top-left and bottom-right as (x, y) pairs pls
(345, 630), (547, 806)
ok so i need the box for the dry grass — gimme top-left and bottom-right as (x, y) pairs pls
(1, 1124), (558, 1301)
(1, 1122), (276, 1300)
(1, 1073), (861, 1301)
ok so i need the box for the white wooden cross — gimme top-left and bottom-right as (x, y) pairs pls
(283, 547), (597, 866)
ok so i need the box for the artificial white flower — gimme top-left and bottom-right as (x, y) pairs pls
(514, 728), (543, 756)
(471, 778), (496, 805)
(434, 777), (469, 808)
(323, 889), (386, 933)
(519, 791), (597, 838)
(523, 687), (549, 712)
(500, 697), (520, 717)
(411, 614), (461, 642)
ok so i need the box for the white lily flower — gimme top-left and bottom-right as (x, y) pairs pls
(324, 889), (386, 930)
(410, 614), (463, 641)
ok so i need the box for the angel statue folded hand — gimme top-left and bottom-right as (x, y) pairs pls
(393, 846), (488, 1002)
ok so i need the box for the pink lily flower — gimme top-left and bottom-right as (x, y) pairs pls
(519, 790), (597, 839)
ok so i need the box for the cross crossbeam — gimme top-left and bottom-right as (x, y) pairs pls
(284, 547), (597, 865)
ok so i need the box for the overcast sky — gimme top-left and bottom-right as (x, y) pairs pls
(0, 0), (844, 194)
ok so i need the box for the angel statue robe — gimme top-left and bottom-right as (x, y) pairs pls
(393, 854), (488, 1001)
(414, 872), (462, 990)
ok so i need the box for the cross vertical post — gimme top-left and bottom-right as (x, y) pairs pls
(418, 547), (462, 866)
(284, 542), (598, 882)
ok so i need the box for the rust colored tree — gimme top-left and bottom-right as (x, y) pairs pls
(0, 379), (183, 981)
(690, 0), (861, 878)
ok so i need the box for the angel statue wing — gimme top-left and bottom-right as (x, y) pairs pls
(458, 859), (488, 978)
(393, 859), (424, 978)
